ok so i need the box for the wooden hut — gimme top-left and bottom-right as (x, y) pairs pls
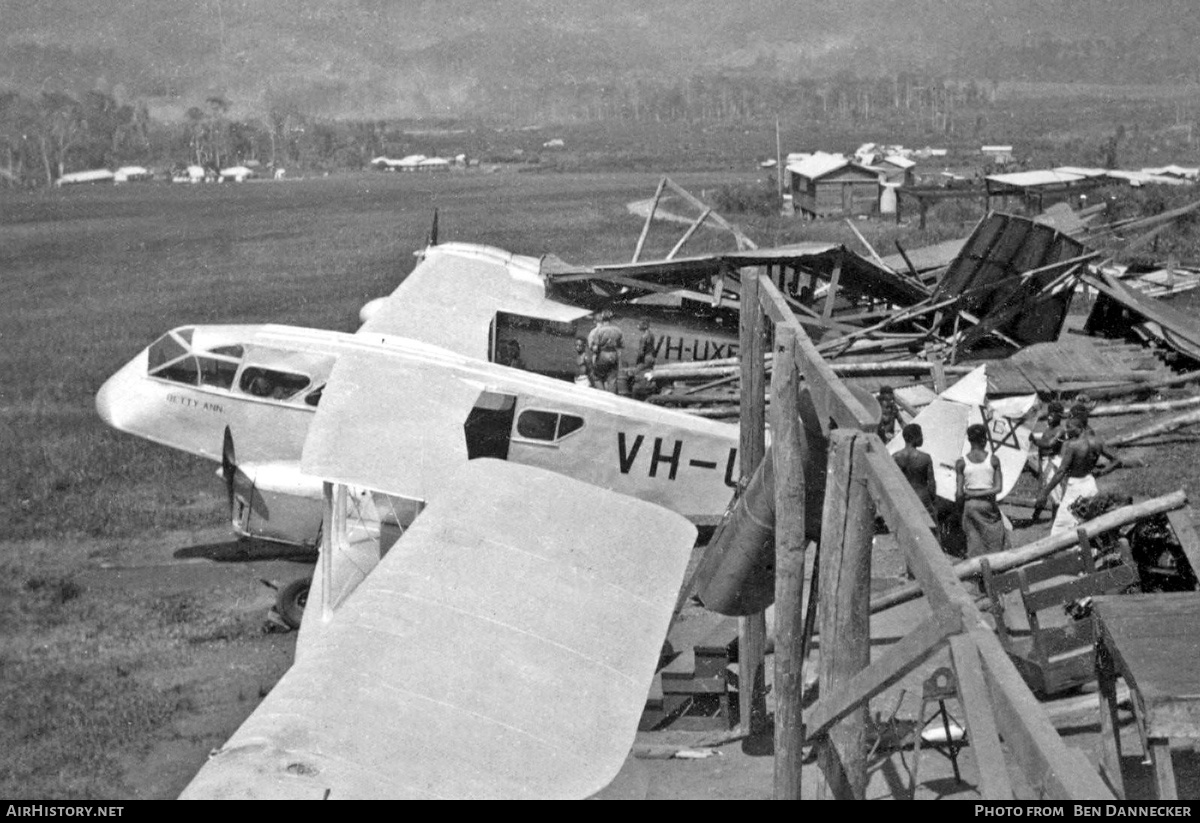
(788, 153), (882, 219)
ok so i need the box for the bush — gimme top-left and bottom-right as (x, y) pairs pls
(709, 179), (781, 216)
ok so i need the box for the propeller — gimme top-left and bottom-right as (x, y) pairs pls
(428, 207), (439, 246)
(221, 426), (237, 511)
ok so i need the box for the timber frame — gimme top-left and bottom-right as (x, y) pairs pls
(740, 270), (1116, 800)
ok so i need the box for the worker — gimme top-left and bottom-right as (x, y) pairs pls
(635, 319), (656, 366)
(876, 385), (899, 442)
(1036, 413), (1122, 538)
(1030, 400), (1067, 522)
(588, 309), (624, 393)
(956, 423), (1010, 559)
(894, 423), (937, 519)
(574, 337), (594, 387)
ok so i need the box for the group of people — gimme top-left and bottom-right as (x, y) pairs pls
(575, 310), (658, 398)
(891, 389), (1120, 564)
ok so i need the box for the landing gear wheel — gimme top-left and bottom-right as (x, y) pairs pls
(277, 577), (311, 630)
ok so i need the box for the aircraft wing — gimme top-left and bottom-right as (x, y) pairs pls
(180, 459), (696, 799)
(357, 243), (591, 358)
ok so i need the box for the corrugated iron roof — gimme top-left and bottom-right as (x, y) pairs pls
(787, 152), (855, 180)
(987, 170), (1087, 188)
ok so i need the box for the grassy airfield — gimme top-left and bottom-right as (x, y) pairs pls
(2, 169), (1198, 798)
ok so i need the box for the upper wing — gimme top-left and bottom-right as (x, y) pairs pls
(180, 459), (696, 799)
(357, 243), (590, 358)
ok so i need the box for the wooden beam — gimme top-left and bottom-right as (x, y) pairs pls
(771, 328), (807, 799)
(869, 489), (1189, 614)
(757, 275), (877, 433)
(974, 628), (1115, 799)
(667, 208), (712, 260)
(663, 176), (758, 250)
(821, 257), (844, 321)
(861, 439), (972, 615)
(816, 431), (874, 799)
(844, 218), (893, 271)
(948, 633), (1014, 800)
(631, 177), (666, 263)
(805, 604), (961, 740)
(738, 266), (768, 736)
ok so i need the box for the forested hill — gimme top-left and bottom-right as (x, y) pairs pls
(3, 0), (1198, 120)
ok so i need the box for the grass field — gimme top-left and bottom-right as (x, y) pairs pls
(3, 168), (1200, 798)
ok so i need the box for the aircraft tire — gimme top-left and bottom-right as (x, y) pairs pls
(277, 577), (311, 630)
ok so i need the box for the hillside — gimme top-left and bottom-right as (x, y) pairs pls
(2, 0), (1199, 120)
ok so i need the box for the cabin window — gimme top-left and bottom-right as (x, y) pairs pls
(197, 356), (238, 389)
(239, 367), (311, 400)
(516, 410), (585, 442)
(152, 355), (199, 385)
(304, 385), (323, 407)
(517, 410), (558, 441)
(557, 414), (584, 438)
(147, 332), (190, 373)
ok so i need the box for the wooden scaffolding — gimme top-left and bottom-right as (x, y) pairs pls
(737, 269), (1116, 800)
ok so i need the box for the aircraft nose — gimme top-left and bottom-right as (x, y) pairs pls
(95, 353), (144, 429)
(95, 372), (121, 428)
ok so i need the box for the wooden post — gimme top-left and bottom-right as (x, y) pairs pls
(772, 327), (806, 798)
(738, 267), (768, 736)
(631, 177), (666, 263)
(816, 431), (874, 798)
(822, 258), (844, 321)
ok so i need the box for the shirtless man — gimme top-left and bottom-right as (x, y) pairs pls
(1034, 415), (1121, 536)
(1029, 400), (1066, 521)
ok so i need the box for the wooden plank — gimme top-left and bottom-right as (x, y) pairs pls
(738, 266), (767, 736)
(821, 257), (844, 321)
(948, 634), (1014, 800)
(631, 177), (666, 263)
(666, 208), (712, 260)
(805, 604), (962, 740)
(664, 177), (758, 251)
(816, 432), (874, 799)
(771, 328), (807, 799)
(974, 628), (1115, 799)
(869, 490), (1189, 614)
(1166, 509), (1200, 590)
(861, 438), (971, 615)
(757, 275), (877, 432)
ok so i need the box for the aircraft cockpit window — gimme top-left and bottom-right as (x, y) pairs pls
(239, 367), (311, 401)
(147, 332), (189, 373)
(516, 410), (585, 442)
(304, 385), (323, 407)
(151, 356), (199, 385)
(207, 344), (245, 359)
(197, 356), (239, 390)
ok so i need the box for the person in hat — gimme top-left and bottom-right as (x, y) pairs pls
(635, 318), (657, 367)
(587, 309), (624, 393)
